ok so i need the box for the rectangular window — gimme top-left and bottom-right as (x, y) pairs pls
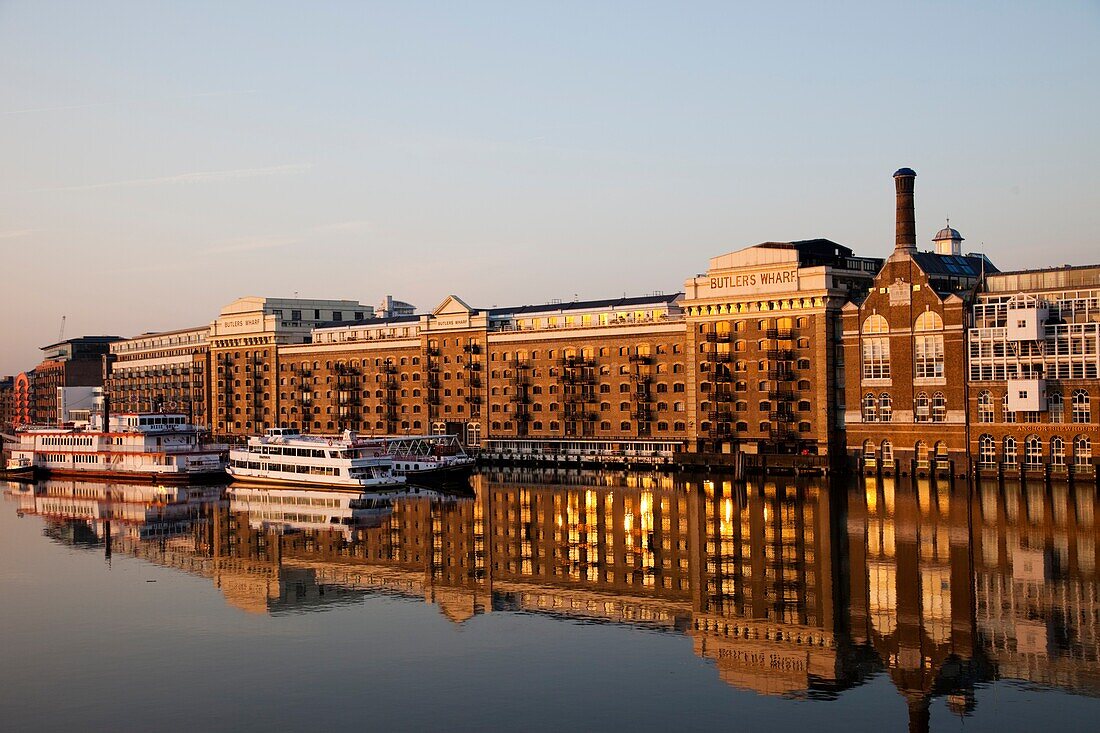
(914, 335), (944, 379)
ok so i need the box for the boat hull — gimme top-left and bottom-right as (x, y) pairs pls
(20, 466), (227, 485)
(226, 469), (406, 491)
(398, 462), (476, 484)
(0, 466), (37, 483)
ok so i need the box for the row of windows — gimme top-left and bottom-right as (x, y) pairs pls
(704, 341), (811, 354)
(977, 390), (1091, 423)
(700, 317), (807, 333)
(231, 460), (342, 476)
(860, 313), (946, 381)
(701, 379), (813, 393)
(861, 392), (947, 423)
(39, 436), (94, 447)
(491, 402), (688, 412)
(862, 435), (1094, 466)
(862, 311), (943, 334)
(705, 400), (813, 413)
(708, 421), (813, 433)
(489, 421), (690, 432)
(39, 453), (102, 463)
(977, 434), (1092, 466)
(492, 345), (682, 359)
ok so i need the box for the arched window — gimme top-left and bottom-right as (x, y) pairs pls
(1003, 436), (1017, 466)
(1073, 390), (1091, 423)
(861, 315), (890, 380)
(863, 314), (888, 333)
(914, 392), (930, 423)
(1003, 393), (1016, 424)
(862, 439), (875, 459)
(1049, 392), (1064, 423)
(915, 440), (928, 465)
(914, 311), (943, 331)
(862, 393), (877, 422)
(931, 392), (946, 423)
(914, 311), (945, 379)
(881, 440), (894, 464)
(1074, 435), (1092, 466)
(1051, 436), (1065, 466)
(978, 391), (994, 423)
(1025, 435), (1043, 466)
(735, 421), (748, 432)
(880, 393), (892, 422)
(978, 434), (996, 466)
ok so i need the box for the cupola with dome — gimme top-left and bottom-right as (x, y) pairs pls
(932, 220), (964, 255)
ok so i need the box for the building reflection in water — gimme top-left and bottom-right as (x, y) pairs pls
(5, 470), (1100, 728)
(849, 477), (989, 730)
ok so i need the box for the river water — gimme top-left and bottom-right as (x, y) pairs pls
(1, 470), (1097, 732)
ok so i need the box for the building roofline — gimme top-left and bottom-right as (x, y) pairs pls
(314, 314), (422, 329)
(984, 262), (1100, 278)
(123, 325), (210, 340)
(487, 292), (683, 318)
(38, 336), (123, 351)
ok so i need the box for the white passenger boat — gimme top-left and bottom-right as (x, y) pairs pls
(227, 428), (406, 490)
(5, 413), (227, 483)
(382, 434), (477, 481)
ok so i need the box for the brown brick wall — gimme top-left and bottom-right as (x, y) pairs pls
(844, 255), (970, 469)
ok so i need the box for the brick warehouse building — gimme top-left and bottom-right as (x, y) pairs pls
(0, 376), (14, 433)
(31, 336), (121, 426)
(89, 167), (1097, 473)
(843, 169), (1098, 477)
(682, 240), (880, 458)
(843, 169), (992, 475)
(106, 326), (212, 425)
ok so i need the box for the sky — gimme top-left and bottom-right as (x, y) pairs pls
(1, 1), (1098, 375)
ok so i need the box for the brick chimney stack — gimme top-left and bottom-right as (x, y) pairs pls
(893, 167), (917, 254)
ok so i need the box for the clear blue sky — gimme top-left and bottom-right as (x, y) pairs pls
(1, 1), (1097, 374)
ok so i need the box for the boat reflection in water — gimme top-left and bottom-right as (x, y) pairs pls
(4, 470), (1100, 729)
(5, 478), (224, 549)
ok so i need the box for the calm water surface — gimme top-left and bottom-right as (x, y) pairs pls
(1, 470), (1098, 732)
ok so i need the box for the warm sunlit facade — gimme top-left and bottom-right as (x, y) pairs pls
(106, 326), (211, 425)
(75, 168), (1099, 472)
(967, 267), (1100, 477)
(682, 240), (880, 458)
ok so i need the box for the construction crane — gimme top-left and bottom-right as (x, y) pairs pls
(58, 315), (66, 341)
